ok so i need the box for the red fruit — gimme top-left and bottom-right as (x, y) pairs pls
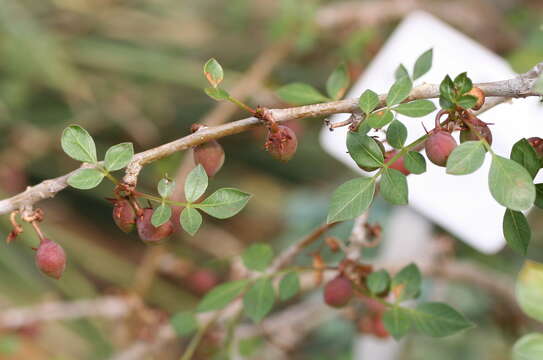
(528, 137), (543, 158)
(35, 239), (66, 279)
(136, 208), (175, 244)
(187, 269), (219, 295)
(460, 121), (493, 145)
(424, 130), (457, 167)
(372, 314), (390, 339)
(112, 199), (136, 233)
(265, 125), (298, 161)
(467, 87), (485, 110)
(323, 276), (353, 308)
(193, 140), (225, 177)
(384, 150), (410, 175)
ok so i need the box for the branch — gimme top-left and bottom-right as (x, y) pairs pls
(0, 295), (138, 330)
(1, 62), (542, 215)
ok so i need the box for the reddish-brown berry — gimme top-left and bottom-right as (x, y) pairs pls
(425, 130), (457, 167)
(35, 239), (66, 279)
(136, 208), (175, 244)
(187, 269), (219, 295)
(112, 199), (136, 233)
(384, 150), (410, 175)
(193, 140), (225, 177)
(265, 125), (298, 161)
(323, 276), (353, 308)
(460, 122), (493, 145)
(528, 137), (543, 158)
(467, 87), (485, 111)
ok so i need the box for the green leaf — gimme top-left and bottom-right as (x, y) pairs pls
(392, 263), (421, 302)
(326, 63), (349, 100)
(411, 302), (473, 337)
(151, 204), (172, 227)
(359, 89), (380, 115)
(204, 87), (230, 101)
(242, 243), (274, 272)
(446, 141), (486, 175)
(439, 75), (455, 110)
(346, 131), (384, 169)
(67, 168), (104, 189)
(180, 207), (202, 236)
(503, 209), (531, 255)
(383, 306), (412, 340)
(203, 58), (224, 88)
(387, 120), (408, 149)
(279, 272), (300, 301)
(511, 139), (541, 179)
(517, 260), (543, 322)
(387, 76), (412, 106)
(238, 337), (264, 357)
(380, 168), (408, 205)
(367, 269), (391, 295)
(197, 188), (251, 219)
(394, 99), (436, 117)
(104, 143), (133, 171)
(513, 333), (543, 360)
(244, 278), (275, 323)
(457, 95), (477, 109)
(404, 151), (427, 174)
(413, 48), (433, 80)
(367, 110), (394, 129)
(158, 178), (175, 199)
(395, 64), (409, 80)
(453, 72), (473, 94)
(276, 83), (329, 105)
(197, 279), (249, 312)
(327, 177), (376, 223)
(170, 312), (198, 336)
(535, 184), (543, 209)
(61, 125), (97, 163)
(488, 155), (536, 211)
(185, 165), (208, 203)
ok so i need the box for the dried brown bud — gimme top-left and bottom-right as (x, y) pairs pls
(325, 237), (341, 252)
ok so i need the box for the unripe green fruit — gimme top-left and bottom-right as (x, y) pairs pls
(193, 140), (225, 177)
(112, 199), (136, 233)
(384, 150), (410, 175)
(137, 208), (175, 244)
(323, 276), (353, 308)
(265, 125), (298, 161)
(425, 130), (457, 167)
(35, 239), (66, 279)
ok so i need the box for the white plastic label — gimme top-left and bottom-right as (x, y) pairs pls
(320, 11), (543, 254)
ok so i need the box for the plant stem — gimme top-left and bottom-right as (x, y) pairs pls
(228, 96), (255, 114)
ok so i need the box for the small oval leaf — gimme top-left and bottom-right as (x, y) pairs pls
(67, 168), (104, 189)
(61, 125), (97, 163)
(180, 207), (203, 236)
(489, 155), (536, 211)
(276, 83), (329, 105)
(327, 177), (376, 223)
(104, 142), (134, 171)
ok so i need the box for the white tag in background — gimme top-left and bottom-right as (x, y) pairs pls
(320, 11), (543, 254)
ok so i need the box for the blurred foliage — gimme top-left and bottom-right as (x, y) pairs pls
(0, 0), (542, 359)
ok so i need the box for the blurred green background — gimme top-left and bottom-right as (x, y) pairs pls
(0, 0), (543, 359)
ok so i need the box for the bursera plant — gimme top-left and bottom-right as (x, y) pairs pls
(3, 48), (543, 358)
